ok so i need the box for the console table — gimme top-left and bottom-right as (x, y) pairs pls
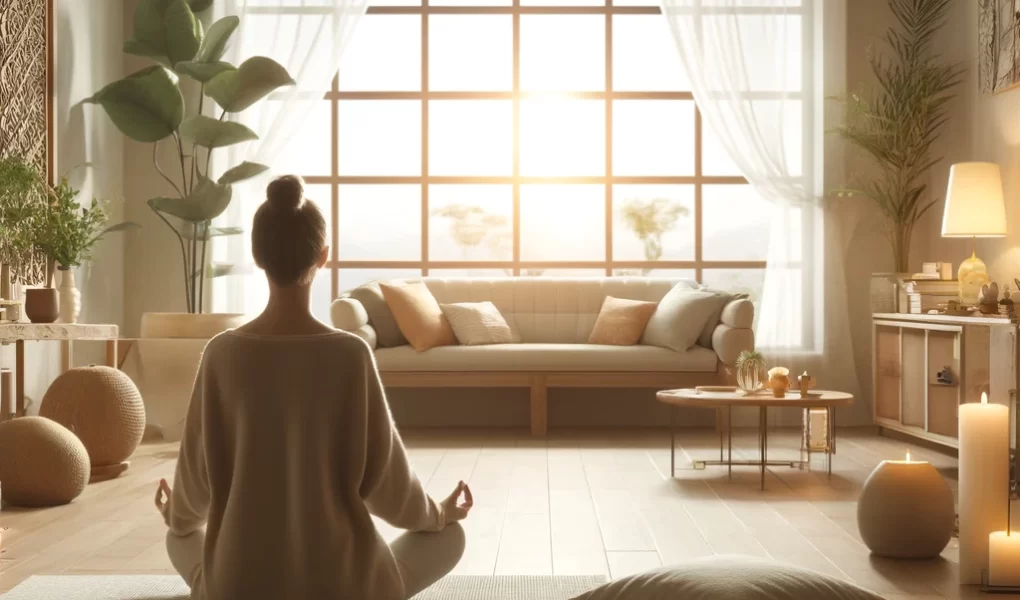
(0, 323), (119, 419)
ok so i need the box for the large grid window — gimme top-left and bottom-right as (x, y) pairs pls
(236, 1), (812, 341)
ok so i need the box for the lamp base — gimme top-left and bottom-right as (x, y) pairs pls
(958, 251), (990, 305)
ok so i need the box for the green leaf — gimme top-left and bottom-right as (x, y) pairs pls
(175, 61), (235, 83)
(180, 115), (257, 149)
(195, 16), (239, 63)
(193, 263), (249, 280)
(126, 0), (202, 67)
(98, 222), (142, 236)
(205, 57), (295, 112)
(188, 0), (214, 12)
(217, 161), (269, 185)
(180, 225), (244, 240)
(147, 176), (233, 222)
(84, 66), (185, 143)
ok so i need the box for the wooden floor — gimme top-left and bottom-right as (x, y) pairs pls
(0, 427), (1004, 599)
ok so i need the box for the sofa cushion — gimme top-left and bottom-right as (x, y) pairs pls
(570, 555), (885, 600)
(373, 343), (718, 372)
(349, 283), (407, 348)
(588, 297), (658, 346)
(642, 287), (729, 353)
(380, 282), (457, 352)
(330, 297), (368, 332)
(440, 302), (518, 345)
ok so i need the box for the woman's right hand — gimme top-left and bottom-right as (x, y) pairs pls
(441, 481), (473, 523)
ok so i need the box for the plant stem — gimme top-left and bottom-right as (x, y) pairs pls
(152, 143), (184, 197)
(151, 207), (192, 312)
(191, 222), (198, 314)
(191, 85), (205, 188)
(205, 110), (227, 179)
(173, 132), (189, 196)
(199, 227), (208, 314)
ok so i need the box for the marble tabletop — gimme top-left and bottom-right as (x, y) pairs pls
(0, 323), (118, 343)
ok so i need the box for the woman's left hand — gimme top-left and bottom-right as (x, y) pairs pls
(155, 478), (172, 524)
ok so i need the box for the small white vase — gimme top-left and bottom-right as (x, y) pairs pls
(58, 269), (81, 324)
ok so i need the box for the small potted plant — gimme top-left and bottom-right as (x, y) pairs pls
(0, 156), (48, 322)
(31, 178), (137, 323)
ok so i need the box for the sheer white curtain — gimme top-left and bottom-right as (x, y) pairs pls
(661, 0), (860, 410)
(210, 0), (367, 315)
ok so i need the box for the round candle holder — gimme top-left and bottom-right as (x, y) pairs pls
(857, 457), (955, 558)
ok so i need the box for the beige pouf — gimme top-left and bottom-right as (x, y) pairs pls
(40, 366), (145, 482)
(0, 417), (90, 507)
(857, 457), (955, 558)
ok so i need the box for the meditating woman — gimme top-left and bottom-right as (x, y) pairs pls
(154, 175), (471, 599)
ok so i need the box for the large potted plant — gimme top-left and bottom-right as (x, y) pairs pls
(87, 0), (294, 338)
(28, 178), (138, 324)
(834, 0), (963, 273)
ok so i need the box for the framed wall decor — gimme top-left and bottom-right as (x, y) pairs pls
(980, 0), (1020, 94)
(0, 0), (55, 286)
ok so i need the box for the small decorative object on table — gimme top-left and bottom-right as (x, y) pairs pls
(1000, 286), (1015, 320)
(979, 281), (1000, 315)
(936, 366), (954, 385)
(797, 371), (815, 397)
(734, 350), (766, 394)
(857, 450), (955, 558)
(767, 367), (790, 398)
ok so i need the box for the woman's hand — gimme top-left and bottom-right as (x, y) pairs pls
(441, 481), (473, 523)
(155, 478), (172, 524)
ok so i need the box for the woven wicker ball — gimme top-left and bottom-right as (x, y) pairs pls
(40, 366), (145, 481)
(0, 417), (90, 506)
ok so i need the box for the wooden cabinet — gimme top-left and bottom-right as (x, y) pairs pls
(872, 313), (1017, 452)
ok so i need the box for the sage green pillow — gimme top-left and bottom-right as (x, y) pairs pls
(349, 283), (407, 348)
(641, 286), (729, 352)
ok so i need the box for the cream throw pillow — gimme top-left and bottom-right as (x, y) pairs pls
(642, 286), (730, 352)
(588, 296), (658, 346)
(440, 302), (518, 346)
(570, 555), (885, 600)
(379, 282), (457, 352)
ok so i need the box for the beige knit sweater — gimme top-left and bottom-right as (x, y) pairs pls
(167, 330), (444, 600)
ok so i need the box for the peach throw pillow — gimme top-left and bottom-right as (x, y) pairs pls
(588, 296), (659, 346)
(379, 282), (457, 352)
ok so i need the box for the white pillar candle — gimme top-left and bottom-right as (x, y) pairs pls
(959, 392), (1010, 584)
(989, 532), (1020, 586)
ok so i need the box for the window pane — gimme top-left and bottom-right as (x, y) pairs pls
(239, 15), (322, 68)
(613, 16), (688, 92)
(526, 269), (606, 276)
(339, 101), (421, 175)
(311, 268), (333, 323)
(264, 101), (331, 177)
(339, 269), (422, 293)
(429, 101), (513, 176)
(430, 16), (512, 90)
(369, 0), (420, 6)
(612, 185), (695, 261)
(338, 185), (421, 260)
(521, 99), (604, 176)
(613, 100), (695, 176)
(523, 0), (601, 6)
(429, 269), (511, 277)
(339, 15), (420, 91)
(702, 121), (742, 176)
(521, 16), (604, 91)
(701, 268), (766, 308)
(429, 185), (513, 262)
(520, 185), (604, 261)
(702, 185), (771, 261)
(704, 15), (802, 92)
(613, 268), (696, 279)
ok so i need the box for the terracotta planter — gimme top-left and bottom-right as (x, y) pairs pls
(140, 312), (248, 339)
(25, 288), (59, 324)
(124, 312), (250, 441)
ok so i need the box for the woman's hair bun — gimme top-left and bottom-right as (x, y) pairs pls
(266, 175), (305, 210)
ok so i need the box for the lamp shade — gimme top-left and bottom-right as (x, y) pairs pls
(942, 162), (1007, 238)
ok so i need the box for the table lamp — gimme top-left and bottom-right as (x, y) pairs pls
(941, 162), (1007, 305)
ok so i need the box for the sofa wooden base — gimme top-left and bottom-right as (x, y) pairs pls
(380, 370), (728, 437)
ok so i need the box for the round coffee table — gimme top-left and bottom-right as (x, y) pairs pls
(657, 388), (854, 490)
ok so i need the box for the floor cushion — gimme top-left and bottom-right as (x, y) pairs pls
(569, 555), (885, 600)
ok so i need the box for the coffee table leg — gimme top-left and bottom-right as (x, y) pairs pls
(717, 408), (724, 462)
(727, 406), (733, 479)
(670, 405), (675, 478)
(827, 406), (834, 477)
(759, 406), (767, 490)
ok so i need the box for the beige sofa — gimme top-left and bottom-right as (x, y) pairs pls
(330, 277), (755, 436)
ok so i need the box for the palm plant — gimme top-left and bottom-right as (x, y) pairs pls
(833, 0), (964, 273)
(86, 0), (294, 313)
